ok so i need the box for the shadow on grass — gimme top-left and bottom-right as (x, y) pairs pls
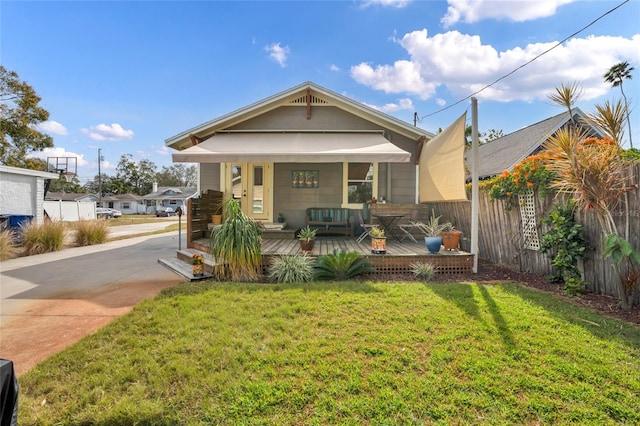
(158, 279), (383, 298)
(428, 282), (516, 351)
(500, 283), (640, 349)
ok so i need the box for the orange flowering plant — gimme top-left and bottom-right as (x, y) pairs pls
(478, 152), (556, 208)
(191, 254), (205, 265)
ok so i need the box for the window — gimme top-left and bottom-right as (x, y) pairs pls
(169, 200), (177, 205)
(343, 163), (377, 207)
(123, 202), (130, 209)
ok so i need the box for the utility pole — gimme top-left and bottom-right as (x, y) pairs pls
(98, 148), (102, 207)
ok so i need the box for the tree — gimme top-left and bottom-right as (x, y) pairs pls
(115, 154), (157, 195)
(604, 61), (634, 148)
(0, 66), (54, 168)
(48, 174), (83, 193)
(155, 164), (197, 187)
(547, 81), (582, 125)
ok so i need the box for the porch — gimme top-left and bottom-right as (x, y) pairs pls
(191, 236), (473, 276)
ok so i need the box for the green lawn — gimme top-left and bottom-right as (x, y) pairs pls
(19, 281), (640, 425)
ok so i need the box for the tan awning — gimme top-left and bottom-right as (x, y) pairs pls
(419, 113), (468, 202)
(172, 132), (411, 163)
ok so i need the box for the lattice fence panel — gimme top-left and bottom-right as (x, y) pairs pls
(518, 189), (540, 251)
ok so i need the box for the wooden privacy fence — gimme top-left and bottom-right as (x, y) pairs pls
(429, 162), (639, 299)
(187, 189), (223, 248)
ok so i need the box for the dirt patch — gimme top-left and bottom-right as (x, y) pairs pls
(2, 278), (178, 377)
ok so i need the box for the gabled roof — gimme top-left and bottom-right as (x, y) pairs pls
(471, 108), (602, 179)
(165, 81), (433, 151)
(45, 192), (93, 202)
(141, 187), (198, 200)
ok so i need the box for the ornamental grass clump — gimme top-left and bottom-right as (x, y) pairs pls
(268, 254), (314, 283)
(411, 262), (436, 281)
(21, 220), (66, 255)
(209, 197), (262, 281)
(0, 229), (18, 261)
(73, 220), (109, 246)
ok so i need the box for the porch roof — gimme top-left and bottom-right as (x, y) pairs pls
(171, 132), (411, 163)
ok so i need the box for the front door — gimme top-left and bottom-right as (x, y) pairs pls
(226, 162), (271, 221)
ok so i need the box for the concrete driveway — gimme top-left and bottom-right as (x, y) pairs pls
(0, 226), (188, 376)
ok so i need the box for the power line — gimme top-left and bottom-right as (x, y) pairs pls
(419, 0), (630, 120)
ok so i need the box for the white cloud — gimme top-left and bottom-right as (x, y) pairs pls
(37, 120), (68, 135)
(436, 98), (446, 106)
(351, 30), (640, 103)
(362, 97), (414, 113)
(441, 0), (575, 28)
(329, 64), (341, 72)
(27, 146), (89, 168)
(81, 123), (134, 141)
(155, 145), (171, 156)
(265, 43), (290, 67)
(360, 0), (412, 9)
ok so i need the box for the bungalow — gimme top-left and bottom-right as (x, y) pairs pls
(166, 81), (469, 231)
(140, 184), (198, 214)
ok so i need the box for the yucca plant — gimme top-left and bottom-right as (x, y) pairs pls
(73, 220), (109, 246)
(0, 229), (18, 260)
(314, 249), (373, 280)
(209, 197), (262, 281)
(268, 254), (314, 283)
(411, 262), (436, 281)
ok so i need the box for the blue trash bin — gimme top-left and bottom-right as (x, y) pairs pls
(7, 215), (33, 229)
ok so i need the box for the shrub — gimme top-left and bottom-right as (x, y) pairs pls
(540, 200), (590, 296)
(268, 254), (314, 283)
(314, 249), (373, 280)
(411, 262), (436, 281)
(0, 229), (19, 261)
(21, 220), (66, 255)
(73, 220), (109, 246)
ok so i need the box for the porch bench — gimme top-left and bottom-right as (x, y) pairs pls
(305, 208), (354, 237)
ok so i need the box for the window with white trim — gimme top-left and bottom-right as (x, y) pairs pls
(343, 163), (378, 208)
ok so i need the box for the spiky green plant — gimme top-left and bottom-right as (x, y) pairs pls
(209, 197), (262, 281)
(411, 262), (436, 281)
(268, 254), (314, 283)
(314, 249), (373, 281)
(21, 220), (66, 255)
(73, 220), (109, 246)
(547, 81), (582, 124)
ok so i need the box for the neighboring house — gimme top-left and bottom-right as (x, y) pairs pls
(165, 81), (442, 229)
(472, 108), (603, 179)
(0, 165), (59, 226)
(141, 184), (198, 214)
(100, 193), (145, 214)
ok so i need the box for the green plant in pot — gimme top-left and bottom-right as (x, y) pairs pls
(298, 225), (317, 253)
(423, 211), (451, 254)
(277, 212), (286, 223)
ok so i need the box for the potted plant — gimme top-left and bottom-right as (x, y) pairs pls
(191, 253), (205, 276)
(277, 212), (286, 223)
(369, 226), (386, 254)
(298, 225), (317, 254)
(441, 224), (462, 251)
(423, 211), (451, 254)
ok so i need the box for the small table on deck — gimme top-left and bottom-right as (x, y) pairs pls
(373, 214), (405, 240)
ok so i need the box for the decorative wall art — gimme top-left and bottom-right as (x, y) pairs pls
(292, 170), (319, 188)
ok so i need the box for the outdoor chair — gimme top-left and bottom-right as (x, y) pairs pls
(397, 211), (421, 243)
(355, 210), (376, 243)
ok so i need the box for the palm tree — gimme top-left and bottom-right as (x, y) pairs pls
(604, 61), (634, 148)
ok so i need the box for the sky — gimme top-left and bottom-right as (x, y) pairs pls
(2, 0), (639, 185)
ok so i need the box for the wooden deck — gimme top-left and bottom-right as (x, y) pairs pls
(193, 237), (474, 275)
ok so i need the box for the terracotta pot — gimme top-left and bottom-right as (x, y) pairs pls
(192, 264), (204, 276)
(441, 230), (462, 251)
(371, 237), (386, 254)
(212, 214), (222, 225)
(300, 239), (315, 254)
